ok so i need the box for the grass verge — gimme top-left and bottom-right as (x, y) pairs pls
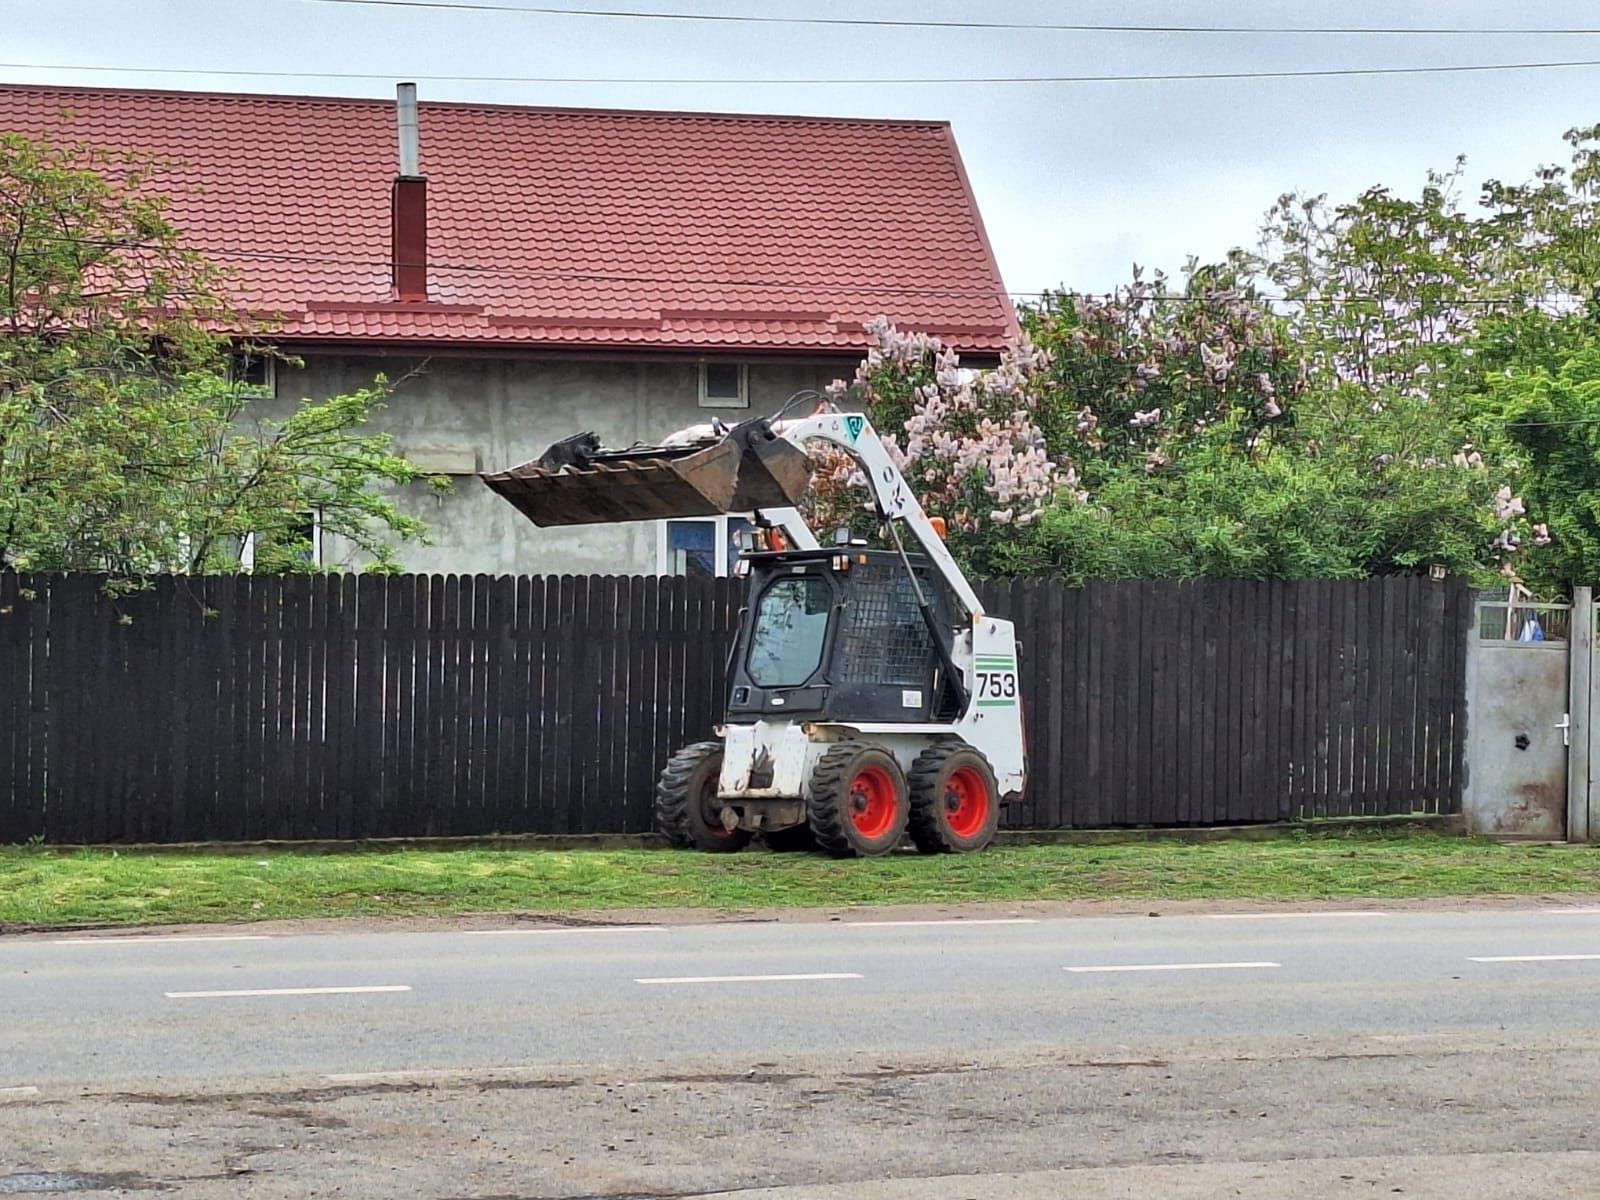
(2, 830), (1599, 930)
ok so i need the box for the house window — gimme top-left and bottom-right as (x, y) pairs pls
(699, 363), (748, 409)
(659, 516), (754, 578)
(240, 510), (323, 572)
(230, 350), (276, 396)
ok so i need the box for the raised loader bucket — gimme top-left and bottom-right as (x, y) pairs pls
(482, 417), (812, 527)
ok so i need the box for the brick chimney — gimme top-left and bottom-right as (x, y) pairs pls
(391, 82), (427, 302)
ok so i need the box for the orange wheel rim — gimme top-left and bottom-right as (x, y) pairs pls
(944, 766), (990, 839)
(847, 765), (899, 840)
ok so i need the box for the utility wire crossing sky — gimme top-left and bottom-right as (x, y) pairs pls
(6, 0), (1599, 297)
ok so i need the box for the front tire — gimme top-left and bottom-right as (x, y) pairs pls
(908, 743), (1001, 854)
(806, 743), (909, 858)
(655, 742), (751, 853)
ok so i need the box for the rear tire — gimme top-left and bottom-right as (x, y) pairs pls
(908, 743), (1000, 854)
(806, 742), (909, 858)
(761, 823), (816, 852)
(655, 742), (751, 853)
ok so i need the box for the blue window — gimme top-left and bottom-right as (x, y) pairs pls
(662, 517), (754, 578)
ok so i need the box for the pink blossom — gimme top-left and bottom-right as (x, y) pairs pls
(1493, 486), (1526, 522)
(805, 319), (1076, 538)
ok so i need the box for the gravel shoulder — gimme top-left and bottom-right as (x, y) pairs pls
(6, 1035), (1596, 1199)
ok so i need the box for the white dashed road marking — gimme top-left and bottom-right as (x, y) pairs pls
(1468, 954), (1600, 964)
(1205, 911), (1389, 920)
(463, 926), (667, 936)
(1065, 961), (1281, 974)
(636, 973), (863, 985)
(165, 985), (413, 999)
(838, 928), (1036, 934)
(0, 1086), (40, 1098)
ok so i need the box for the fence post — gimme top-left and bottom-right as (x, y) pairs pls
(1570, 586), (1594, 844)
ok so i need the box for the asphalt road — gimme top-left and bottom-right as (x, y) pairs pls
(5, 903), (1600, 1197)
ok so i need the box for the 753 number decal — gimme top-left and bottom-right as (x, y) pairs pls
(976, 671), (1017, 699)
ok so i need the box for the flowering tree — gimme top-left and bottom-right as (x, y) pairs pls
(807, 131), (1600, 588)
(1225, 160), (1579, 588)
(980, 258), (1546, 584)
(1025, 263), (1304, 479)
(806, 318), (1076, 572)
(1468, 323), (1600, 591)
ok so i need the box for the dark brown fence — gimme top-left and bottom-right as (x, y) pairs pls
(983, 577), (1470, 830)
(0, 572), (1470, 844)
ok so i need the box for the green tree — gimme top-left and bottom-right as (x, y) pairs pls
(1467, 312), (1600, 591)
(993, 405), (1510, 584)
(821, 133), (1600, 587)
(1480, 124), (1600, 302)
(0, 133), (437, 577)
(996, 259), (1504, 583)
(984, 140), (1595, 587)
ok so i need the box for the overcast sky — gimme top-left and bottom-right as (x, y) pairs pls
(8, 0), (1600, 298)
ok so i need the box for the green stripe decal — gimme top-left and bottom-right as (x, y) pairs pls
(976, 699), (1016, 707)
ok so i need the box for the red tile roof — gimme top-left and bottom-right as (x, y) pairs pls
(0, 84), (1017, 355)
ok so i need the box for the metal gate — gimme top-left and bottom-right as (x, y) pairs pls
(1461, 589), (1600, 841)
(1463, 592), (1573, 839)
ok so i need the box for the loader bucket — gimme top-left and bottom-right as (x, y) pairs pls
(482, 418), (813, 527)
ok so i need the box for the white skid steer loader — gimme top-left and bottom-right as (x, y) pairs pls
(483, 407), (1026, 857)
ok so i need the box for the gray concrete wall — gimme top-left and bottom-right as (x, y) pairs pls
(259, 353), (853, 576)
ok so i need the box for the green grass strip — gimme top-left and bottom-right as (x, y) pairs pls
(2, 832), (1597, 930)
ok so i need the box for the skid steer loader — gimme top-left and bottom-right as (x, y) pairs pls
(483, 408), (1025, 857)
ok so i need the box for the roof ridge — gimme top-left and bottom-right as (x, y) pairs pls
(0, 81), (949, 129)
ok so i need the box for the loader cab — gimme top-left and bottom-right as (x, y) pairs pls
(724, 547), (960, 725)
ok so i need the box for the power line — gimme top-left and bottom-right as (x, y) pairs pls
(292, 0), (1600, 38)
(8, 56), (1600, 86)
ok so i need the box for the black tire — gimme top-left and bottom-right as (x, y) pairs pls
(806, 742), (910, 858)
(908, 743), (1001, 854)
(761, 823), (817, 852)
(655, 741), (751, 853)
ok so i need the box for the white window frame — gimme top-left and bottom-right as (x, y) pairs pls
(698, 362), (749, 409)
(230, 350), (277, 396)
(657, 515), (753, 578)
(240, 509), (323, 572)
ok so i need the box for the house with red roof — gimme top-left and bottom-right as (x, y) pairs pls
(0, 82), (1017, 576)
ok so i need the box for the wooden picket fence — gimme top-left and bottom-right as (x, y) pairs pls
(0, 572), (1470, 844)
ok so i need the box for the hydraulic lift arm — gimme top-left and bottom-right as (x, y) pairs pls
(756, 412), (985, 620)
